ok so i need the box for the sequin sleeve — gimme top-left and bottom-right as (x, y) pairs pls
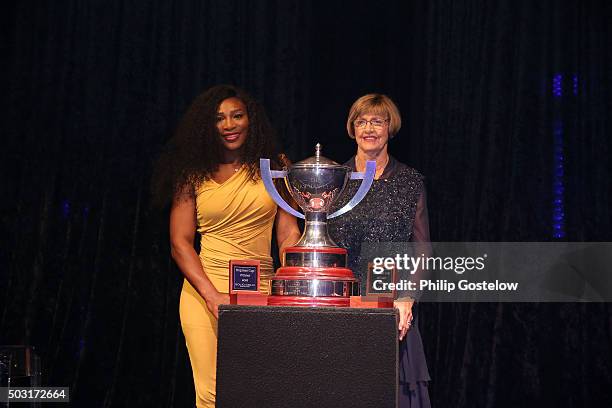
(412, 185), (430, 243)
(397, 178), (432, 301)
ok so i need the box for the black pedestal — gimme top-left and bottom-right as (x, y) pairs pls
(216, 305), (398, 408)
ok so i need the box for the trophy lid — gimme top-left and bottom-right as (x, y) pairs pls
(292, 143), (350, 169)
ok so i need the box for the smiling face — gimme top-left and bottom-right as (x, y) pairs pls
(353, 112), (390, 156)
(216, 97), (249, 154)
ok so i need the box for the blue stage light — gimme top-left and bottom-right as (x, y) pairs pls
(552, 73), (566, 238)
(62, 200), (71, 218)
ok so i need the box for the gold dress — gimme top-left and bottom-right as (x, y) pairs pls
(179, 168), (276, 408)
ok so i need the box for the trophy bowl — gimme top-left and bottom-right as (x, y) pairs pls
(286, 164), (351, 214)
(285, 152), (352, 248)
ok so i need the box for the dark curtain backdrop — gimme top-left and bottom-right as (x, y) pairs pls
(2, 0), (611, 407)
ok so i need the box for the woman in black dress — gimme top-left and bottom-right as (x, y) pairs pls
(328, 93), (431, 407)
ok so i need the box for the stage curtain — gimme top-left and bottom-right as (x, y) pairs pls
(2, 1), (611, 406)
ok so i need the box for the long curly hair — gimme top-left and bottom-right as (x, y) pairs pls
(151, 85), (280, 207)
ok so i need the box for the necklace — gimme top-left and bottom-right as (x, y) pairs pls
(224, 161), (242, 172)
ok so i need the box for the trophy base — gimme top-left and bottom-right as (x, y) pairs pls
(268, 276), (359, 307)
(267, 295), (352, 307)
(269, 246), (359, 307)
(270, 277), (359, 294)
(274, 266), (355, 279)
(283, 246), (348, 268)
(349, 295), (395, 308)
(229, 292), (269, 306)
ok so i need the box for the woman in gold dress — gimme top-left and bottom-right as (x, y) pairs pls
(152, 85), (300, 407)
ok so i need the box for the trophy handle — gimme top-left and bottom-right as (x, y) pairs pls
(328, 160), (376, 219)
(260, 159), (305, 219)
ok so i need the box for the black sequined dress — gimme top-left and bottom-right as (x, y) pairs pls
(328, 155), (431, 408)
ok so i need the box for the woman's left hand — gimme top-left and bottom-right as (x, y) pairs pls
(394, 298), (414, 341)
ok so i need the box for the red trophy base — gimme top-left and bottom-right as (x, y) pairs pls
(349, 296), (394, 308)
(268, 246), (359, 307)
(230, 293), (269, 306)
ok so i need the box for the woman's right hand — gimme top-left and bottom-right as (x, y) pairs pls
(205, 291), (230, 319)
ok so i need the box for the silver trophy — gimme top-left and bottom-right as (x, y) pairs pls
(260, 144), (375, 306)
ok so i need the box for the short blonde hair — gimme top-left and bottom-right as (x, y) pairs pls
(346, 94), (402, 139)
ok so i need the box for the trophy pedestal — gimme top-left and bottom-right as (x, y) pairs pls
(268, 247), (359, 307)
(216, 305), (398, 408)
(268, 295), (352, 307)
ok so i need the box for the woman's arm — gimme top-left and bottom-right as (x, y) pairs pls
(412, 188), (431, 243)
(395, 186), (431, 340)
(169, 189), (228, 318)
(274, 208), (301, 254)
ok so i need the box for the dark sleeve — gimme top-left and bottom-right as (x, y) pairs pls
(397, 180), (432, 301)
(412, 186), (430, 243)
